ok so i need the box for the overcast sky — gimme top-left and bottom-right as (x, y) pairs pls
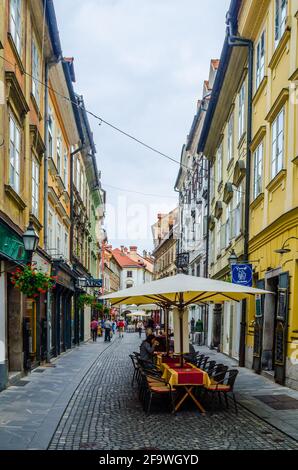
(54, 0), (230, 252)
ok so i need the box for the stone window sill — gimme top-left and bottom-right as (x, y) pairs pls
(250, 192), (264, 210)
(7, 32), (25, 74)
(30, 93), (42, 121)
(253, 76), (268, 105)
(269, 24), (291, 70)
(238, 133), (246, 151)
(30, 213), (43, 231)
(266, 169), (287, 192)
(5, 184), (26, 210)
(226, 158), (234, 173)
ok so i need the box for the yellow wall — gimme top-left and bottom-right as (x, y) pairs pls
(0, 0), (46, 245)
(245, 0), (298, 362)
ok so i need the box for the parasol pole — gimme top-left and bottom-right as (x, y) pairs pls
(165, 306), (169, 355)
(179, 293), (184, 368)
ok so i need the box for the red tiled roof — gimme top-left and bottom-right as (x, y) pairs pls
(211, 59), (220, 69)
(112, 248), (143, 268)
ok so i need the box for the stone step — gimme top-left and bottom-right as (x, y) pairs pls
(8, 371), (23, 386)
(261, 370), (276, 383)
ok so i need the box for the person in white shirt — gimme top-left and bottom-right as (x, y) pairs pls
(136, 320), (144, 338)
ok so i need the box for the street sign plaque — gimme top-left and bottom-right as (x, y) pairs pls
(231, 264), (253, 287)
(78, 278), (102, 288)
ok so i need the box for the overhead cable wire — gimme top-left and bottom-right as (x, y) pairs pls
(0, 54), (245, 196)
(103, 183), (177, 199)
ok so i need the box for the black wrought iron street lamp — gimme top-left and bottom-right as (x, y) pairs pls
(228, 249), (238, 268)
(274, 237), (298, 255)
(22, 222), (39, 263)
(175, 252), (190, 274)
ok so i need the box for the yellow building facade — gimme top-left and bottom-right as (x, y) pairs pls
(0, 1), (104, 390)
(199, 0), (298, 389)
(238, 0), (298, 389)
(0, 0), (53, 385)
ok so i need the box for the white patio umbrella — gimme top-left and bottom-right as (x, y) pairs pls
(135, 304), (160, 311)
(101, 273), (271, 366)
(126, 311), (150, 317)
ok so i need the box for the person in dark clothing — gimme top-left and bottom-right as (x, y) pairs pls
(104, 318), (112, 342)
(140, 334), (159, 365)
(146, 317), (155, 336)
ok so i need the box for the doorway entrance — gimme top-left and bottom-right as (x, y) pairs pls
(253, 270), (289, 385)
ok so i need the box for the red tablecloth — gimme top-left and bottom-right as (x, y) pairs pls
(161, 357), (180, 365)
(170, 367), (205, 385)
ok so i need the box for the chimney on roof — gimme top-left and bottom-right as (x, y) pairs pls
(120, 245), (125, 252)
(130, 246), (137, 252)
(143, 250), (147, 258)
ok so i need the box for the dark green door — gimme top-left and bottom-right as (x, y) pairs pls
(274, 272), (289, 385)
(253, 279), (265, 374)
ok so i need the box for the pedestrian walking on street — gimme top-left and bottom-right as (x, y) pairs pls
(117, 318), (125, 338)
(90, 318), (98, 342)
(136, 320), (143, 338)
(104, 318), (112, 342)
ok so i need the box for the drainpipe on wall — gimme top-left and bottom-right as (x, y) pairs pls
(44, 58), (62, 362)
(226, 12), (254, 367)
(204, 158), (211, 346)
(70, 145), (84, 263)
(70, 145), (84, 345)
(44, 61), (57, 363)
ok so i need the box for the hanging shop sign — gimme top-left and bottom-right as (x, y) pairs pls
(231, 264), (253, 287)
(77, 278), (102, 288)
(0, 221), (27, 263)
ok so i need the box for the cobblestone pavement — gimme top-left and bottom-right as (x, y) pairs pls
(0, 339), (112, 450)
(49, 334), (298, 450)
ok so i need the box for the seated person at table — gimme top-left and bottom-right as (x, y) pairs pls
(140, 334), (159, 365)
(154, 334), (166, 352)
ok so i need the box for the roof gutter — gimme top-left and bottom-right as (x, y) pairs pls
(226, 1), (253, 369)
(44, 0), (62, 60)
(62, 61), (84, 144)
(197, 0), (241, 154)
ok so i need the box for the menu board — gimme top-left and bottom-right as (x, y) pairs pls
(253, 321), (262, 356)
(277, 289), (287, 321)
(275, 322), (285, 365)
(255, 295), (262, 317)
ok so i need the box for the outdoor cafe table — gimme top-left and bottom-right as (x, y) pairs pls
(155, 353), (180, 368)
(160, 362), (211, 414)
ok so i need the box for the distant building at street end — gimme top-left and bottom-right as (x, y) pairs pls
(110, 246), (154, 290)
(152, 208), (178, 280)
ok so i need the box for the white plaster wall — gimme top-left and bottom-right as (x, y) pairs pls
(0, 267), (6, 365)
(222, 303), (231, 355)
(285, 356), (298, 391)
(207, 304), (214, 347)
(245, 345), (254, 369)
(84, 305), (91, 341)
(232, 302), (241, 360)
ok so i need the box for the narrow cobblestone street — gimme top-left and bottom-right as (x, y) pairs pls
(47, 334), (298, 451)
(1, 333), (298, 450)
